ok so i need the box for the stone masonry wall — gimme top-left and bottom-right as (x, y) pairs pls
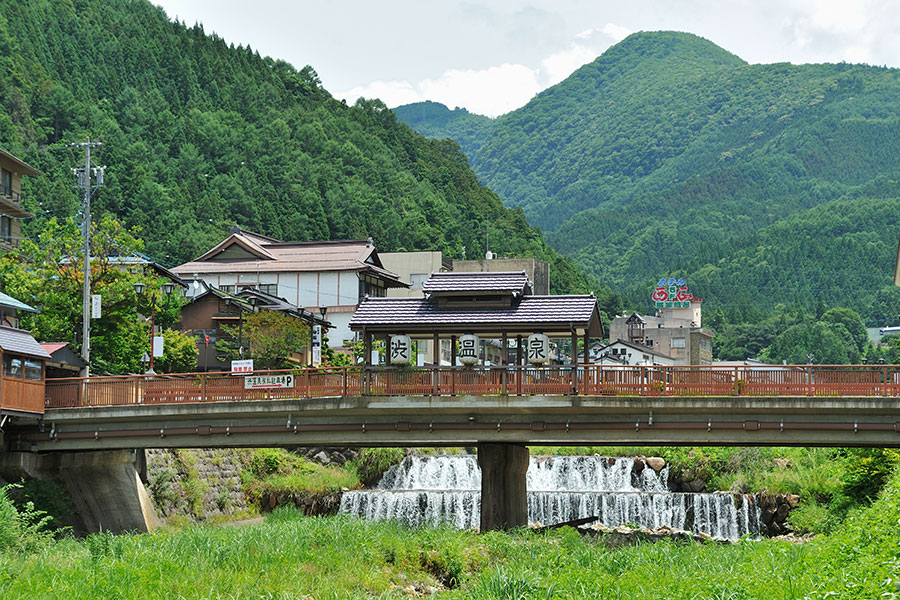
(146, 448), (248, 520)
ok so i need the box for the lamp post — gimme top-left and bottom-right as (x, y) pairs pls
(134, 281), (175, 374)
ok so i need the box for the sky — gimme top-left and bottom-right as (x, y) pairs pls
(154, 1), (900, 118)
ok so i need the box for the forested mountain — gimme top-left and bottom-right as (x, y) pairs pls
(394, 32), (900, 324)
(0, 0), (594, 296)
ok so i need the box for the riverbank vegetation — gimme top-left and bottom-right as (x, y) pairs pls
(2, 466), (900, 598)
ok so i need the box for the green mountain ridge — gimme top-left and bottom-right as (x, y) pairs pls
(394, 31), (900, 323)
(0, 0), (593, 296)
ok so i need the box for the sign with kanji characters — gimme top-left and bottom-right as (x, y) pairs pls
(390, 334), (411, 365)
(311, 325), (322, 365)
(527, 333), (550, 364)
(458, 334), (479, 365)
(91, 294), (101, 319)
(652, 278), (694, 308)
(231, 359), (254, 374)
(244, 374), (294, 389)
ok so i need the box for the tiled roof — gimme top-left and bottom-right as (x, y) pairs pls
(0, 327), (51, 359)
(173, 232), (407, 287)
(350, 295), (603, 335)
(422, 271), (531, 295)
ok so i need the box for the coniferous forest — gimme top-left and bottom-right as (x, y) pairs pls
(0, 0), (593, 297)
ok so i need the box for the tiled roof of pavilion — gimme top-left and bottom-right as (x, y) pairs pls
(422, 271), (532, 296)
(350, 295), (604, 336)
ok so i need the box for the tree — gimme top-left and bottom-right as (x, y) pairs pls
(820, 307), (867, 352)
(155, 329), (199, 373)
(0, 216), (182, 374)
(762, 321), (859, 365)
(220, 310), (310, 369)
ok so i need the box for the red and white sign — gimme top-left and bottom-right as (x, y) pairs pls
(231, 359), (254, 374)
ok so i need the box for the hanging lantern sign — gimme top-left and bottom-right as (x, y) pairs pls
(390, 334), (412, 365)
(527, 333), (550, 364)
(458, 334), (480, 366)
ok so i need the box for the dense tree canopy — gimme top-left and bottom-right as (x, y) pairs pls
(0, 0), (595, 298)
(396, 31), (900, 324)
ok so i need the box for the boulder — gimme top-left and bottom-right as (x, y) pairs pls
(645, 457), (666, 472)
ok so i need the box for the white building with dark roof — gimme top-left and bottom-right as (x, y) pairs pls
(173, 227), (408, 348)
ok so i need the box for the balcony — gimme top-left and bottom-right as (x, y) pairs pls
(0, 183), (32, 219)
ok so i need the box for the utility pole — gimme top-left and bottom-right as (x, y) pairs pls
(71, 138), (104, 377)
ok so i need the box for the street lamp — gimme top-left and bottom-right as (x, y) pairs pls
(134, 281), (175, 374)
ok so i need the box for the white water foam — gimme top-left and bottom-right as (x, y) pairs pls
(340, 455), (760, 539)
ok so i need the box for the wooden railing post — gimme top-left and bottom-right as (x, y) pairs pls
(305, 368), (311, 398)
(733, 367), (739, 396)
(501, 366), (507, 395)
(342, 367), (348, 397)
(807, 366), (814, 397)
(433, 367), (439, 396)
(201, 372), (207, 402)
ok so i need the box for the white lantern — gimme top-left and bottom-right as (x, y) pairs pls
(389, 334), (412, 365)
(527, 333), (550, 364)
(458, 334), (480, 366)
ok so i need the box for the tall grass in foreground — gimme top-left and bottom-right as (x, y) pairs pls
(2, 470), (900, 599)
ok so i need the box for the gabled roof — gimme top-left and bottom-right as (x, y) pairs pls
(0, 291), (38, 313)
(0, 148), (41, 176)
(350, 295), (604, 337)
(0, 327), (51, 359)
(173, 228), (407, 287)
(237, 288), (332, 327)
(422, 271), (532, 296)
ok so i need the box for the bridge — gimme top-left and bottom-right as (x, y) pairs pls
(4, 364), (900, 533)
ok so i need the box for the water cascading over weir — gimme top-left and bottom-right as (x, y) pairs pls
(340, 455), (761, 540)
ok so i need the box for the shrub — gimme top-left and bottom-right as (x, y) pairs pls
(350, 448), (406, 486)
(0, 484), (52, 552)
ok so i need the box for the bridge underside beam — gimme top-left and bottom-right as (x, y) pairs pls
(10, 395), (900, 451)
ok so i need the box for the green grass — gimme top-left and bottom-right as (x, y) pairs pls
(241, 449), (360, 502)
(3, 468), (900, 598)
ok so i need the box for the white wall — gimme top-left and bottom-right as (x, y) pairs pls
(339, 272), (358, 305)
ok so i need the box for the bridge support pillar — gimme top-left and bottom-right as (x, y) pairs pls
(0, 449), (159, 535)
(478, 443), (528, 531)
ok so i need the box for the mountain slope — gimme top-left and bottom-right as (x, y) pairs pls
(394, 31), (900, 322)
(0, 0), (593, 295)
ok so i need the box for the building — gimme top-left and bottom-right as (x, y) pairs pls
(40, 342), (88, 378)
(593, 339), (675, 366)
(172, 227), (408, 348)
(0, 292), (49, 417)
(380, 251), (451, 297)
(606, 280), (714, 365)
(0, 148), (40, 252)
(451, 257), (550, 295)
(176, 280), (331, 371)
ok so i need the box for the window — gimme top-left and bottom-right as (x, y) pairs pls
(3, 355), (22, 378)
(358, 276), (386, 302)
(0, 216), (10, 241)
(219, 285), (235, 294)
(671, 338), (686, 349)
(0, 169), (10, 196)
(258, 284), (278, 296)
(24, 359), (42, 381)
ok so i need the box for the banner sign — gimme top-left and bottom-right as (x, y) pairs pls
(652, 278), (694, 308)
(244, 374), (294, 389)
(231, 359), (254, 374)
(152, 335), (164, 357)
(91, 294), (101, 319)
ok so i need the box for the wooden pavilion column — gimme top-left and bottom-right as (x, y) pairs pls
(450, 335), (457, 366)
(433, 333), (440, 366)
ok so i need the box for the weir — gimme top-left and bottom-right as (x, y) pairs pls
(340, 453), (761, 539)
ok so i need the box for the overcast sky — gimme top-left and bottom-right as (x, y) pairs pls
(153, 1), (900, 118)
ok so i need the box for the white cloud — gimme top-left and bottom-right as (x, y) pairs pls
(539, 44), (599, 86)
(601, 23), (632, 42)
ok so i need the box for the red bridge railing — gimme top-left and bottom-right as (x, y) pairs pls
(44, 364), (900, 409)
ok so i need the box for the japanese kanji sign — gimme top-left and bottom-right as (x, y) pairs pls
(652, 278), (694, 308)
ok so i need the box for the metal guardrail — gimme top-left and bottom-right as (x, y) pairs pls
(43, 364), (900, 409)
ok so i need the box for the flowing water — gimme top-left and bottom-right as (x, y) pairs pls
(340, 455), (761, 539)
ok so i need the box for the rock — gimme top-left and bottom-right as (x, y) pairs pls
(787, 494), (800, 506)
(645, 457), (666, 472)
(686, 478), (706, 493)
(776, 503), (791, 521)
(313, 451), (331, 465)
(632, 458), (645, 473)
(761, 507), (776, 524)
(773, 458), (792, 469)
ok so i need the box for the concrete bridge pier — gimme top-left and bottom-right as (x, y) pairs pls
(477, 443), (529, 531)
(0, 449), (160, 535)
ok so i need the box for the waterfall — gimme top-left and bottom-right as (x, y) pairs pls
(340, 455), (761, 540)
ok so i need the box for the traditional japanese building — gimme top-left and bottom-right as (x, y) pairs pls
(350, 271), (603, 366)
(172, 227), (407, 348)
(0, 148), (40, 253)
